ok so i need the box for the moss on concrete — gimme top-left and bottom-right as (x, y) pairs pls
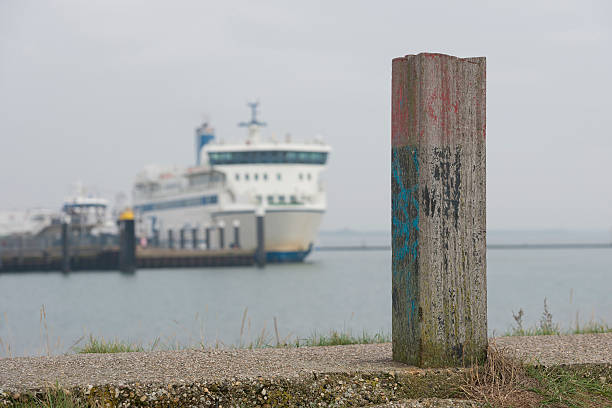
(0, 369), (466, 407)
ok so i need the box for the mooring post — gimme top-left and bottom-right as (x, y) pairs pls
(204, 226), (211, 250)
(153, 229), (160, 247)
(232, 220), (240, 249)
(218, 221), (225, 249)
(391, 53), (487, 367)
(118, 209), (136, 273)
(61, 216), (70, 273)
(192, 227), (198, 249)
(180, 228), (186, 249)
(255, 208), (266, 267)
(62, 215), (70, 272)
(168, 230), (174, 249)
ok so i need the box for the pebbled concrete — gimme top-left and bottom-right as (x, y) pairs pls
(1, 334), (610, 406)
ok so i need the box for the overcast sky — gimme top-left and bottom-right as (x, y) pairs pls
(1, 0), (610, 231)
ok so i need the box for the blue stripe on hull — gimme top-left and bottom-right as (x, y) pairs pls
(266, 244), (313, 263)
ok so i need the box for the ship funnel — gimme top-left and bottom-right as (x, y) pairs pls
(195, 122), (215, 165)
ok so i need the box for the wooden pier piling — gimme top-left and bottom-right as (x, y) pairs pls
(391, 53), (487, 367)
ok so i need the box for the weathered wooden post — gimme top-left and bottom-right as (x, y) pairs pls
(392, 53), (487, 367)
(118, 209), (136, 273)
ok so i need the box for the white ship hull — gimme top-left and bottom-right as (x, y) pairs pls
(213, 207), (324, 261)
(133, 103), (330, 263)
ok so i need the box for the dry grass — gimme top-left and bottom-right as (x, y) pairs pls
(462, 345), (612, 408)
(12, 387), (90, 408)
(462, 345), (542, 407)
(506, 298), (611, 337)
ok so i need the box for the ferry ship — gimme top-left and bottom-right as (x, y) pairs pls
(132, 103), (331, 262)
(0, 183), (118, 255)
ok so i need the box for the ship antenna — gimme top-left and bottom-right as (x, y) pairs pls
(238, 101), (266, 128)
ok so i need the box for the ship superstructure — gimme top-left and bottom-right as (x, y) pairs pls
(133, 103), (330, 262)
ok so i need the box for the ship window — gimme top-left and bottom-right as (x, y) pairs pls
(290, 195), (297, 204)
(278, 195), (286, 204)
(307, 173), (312, 180)
(254, 173), (259, 181)
(267, 195), (274, 204)
(277, 173), (281, 181)
(235, 174), (240, 181)
(256, 195), (262, 204)
(299, 173), (303, 180)
(208, 150), (328, 165)
(245, 173), (249, 181)
(263, 173), (268, 181)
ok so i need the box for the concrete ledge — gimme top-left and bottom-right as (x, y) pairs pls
(1, 334), (611, 407)
(0, 344), (467, 407)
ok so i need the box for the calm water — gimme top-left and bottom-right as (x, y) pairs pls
(1, 231), (611, 357)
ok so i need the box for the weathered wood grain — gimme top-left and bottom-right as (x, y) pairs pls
(392, 53), (486, 367)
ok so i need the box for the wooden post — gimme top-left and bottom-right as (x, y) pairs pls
(255, 209), (266, 267)
(391, 53), (487, 367)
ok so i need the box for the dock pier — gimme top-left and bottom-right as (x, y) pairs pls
(0, 247), (255, 272)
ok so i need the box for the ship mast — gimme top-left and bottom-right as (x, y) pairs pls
(238, 101), (266, 143)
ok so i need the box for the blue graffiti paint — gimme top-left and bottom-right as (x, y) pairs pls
(391, 147), (419, 263)
(392, 146), (420, 324)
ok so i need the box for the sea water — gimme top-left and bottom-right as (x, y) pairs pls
(1, 230), (611, 357)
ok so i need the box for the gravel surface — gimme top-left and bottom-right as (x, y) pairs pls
(2, 334), (610, 390)
(1, 334), (610, 406)
(492, 332), (612, 365)
(0, 343), (408, 391)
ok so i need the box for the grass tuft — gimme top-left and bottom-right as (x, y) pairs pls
(299, 330), (389, 347)
(12, 387), (88, 408)
(75, 335), (144, 354)
(505, 298), (611, 337)
(526, 365), (612, 407)
(462, 345), (541, 407)
(463, 346), (612, 407)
